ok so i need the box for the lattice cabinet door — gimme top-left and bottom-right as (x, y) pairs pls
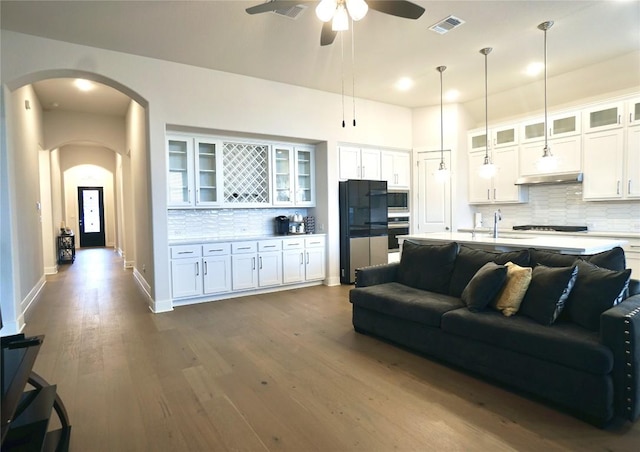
(223, 141), (270, 205)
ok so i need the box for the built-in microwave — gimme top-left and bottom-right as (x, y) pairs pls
(387, 190), (409, 213)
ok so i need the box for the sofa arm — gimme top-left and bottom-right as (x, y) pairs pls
(355, 263), (399, 288)
(601, 294), (640, 422)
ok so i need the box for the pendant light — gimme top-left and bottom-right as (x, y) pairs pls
(435, 65), (450, 182)
(537, 20), (557, 172)
(478, 47), (496, 179)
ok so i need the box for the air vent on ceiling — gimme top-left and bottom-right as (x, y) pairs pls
(429, 15), (465, 35)
(272, 4), (307, 20)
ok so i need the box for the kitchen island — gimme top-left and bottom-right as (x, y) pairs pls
(399, 232), (626, 254)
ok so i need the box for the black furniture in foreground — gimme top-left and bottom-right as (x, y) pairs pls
(1, 334), (71, 451)
(350, 242), (639, 427)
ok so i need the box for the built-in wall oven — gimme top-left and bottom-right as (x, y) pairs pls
(388, 215), (410, 251)
(387, 190), (409, 213)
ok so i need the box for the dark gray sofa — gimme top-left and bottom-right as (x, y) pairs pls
(350, 241), (640, 427)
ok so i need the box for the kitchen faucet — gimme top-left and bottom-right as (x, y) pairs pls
(493, 209), (502, 238)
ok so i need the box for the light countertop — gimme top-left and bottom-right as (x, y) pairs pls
(399, 232), (626, 255)
(169, 233), (326, 246)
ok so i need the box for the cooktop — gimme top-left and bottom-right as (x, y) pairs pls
(513, 225), (588, 232)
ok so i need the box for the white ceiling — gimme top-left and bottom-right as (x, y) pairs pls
(2, 1), (639, 117)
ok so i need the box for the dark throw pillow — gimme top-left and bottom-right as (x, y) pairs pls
(461, 262), (508, 312)
(586, 247), (626, 271)
(519, 264), (579, 326)
(398, 241), (459, 294)
(564, 260), (632, 331)
(448, 245), (530, 297)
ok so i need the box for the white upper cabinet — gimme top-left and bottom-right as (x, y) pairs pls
(380, 150), (410, 189)
(584, 101), (624, 133)
(583, 128), (625, 200)
(492, 125), (518, 149)
(550, 111), (581, 138)
(628, 98), (640, 126)
(167, 135), (194, 207)
(194, 138), (223, 206)
(273, 144), (315, 206)
(468, 147), (527, 204)
(339, 146), (381, 180)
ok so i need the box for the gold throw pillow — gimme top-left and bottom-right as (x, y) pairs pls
(492, 261), (533, 317)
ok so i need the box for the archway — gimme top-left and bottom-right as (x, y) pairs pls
(1, 69), (149, 333)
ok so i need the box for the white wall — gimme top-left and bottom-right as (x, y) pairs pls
(1, 30), (413, 316)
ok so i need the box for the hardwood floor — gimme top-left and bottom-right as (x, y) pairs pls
(25, 248), (640, 451)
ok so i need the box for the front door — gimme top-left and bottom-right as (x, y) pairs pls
(78, 186), (105, 247)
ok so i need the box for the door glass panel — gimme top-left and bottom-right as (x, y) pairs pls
(198, 142), (217, 203)
(274, 147), (291, 202)
(83, 190), (100, 233)
(297, 149), (311, 202)
(634, 102), (640, 122)
(525, 122), (544, 140)
(168, 139), (188, 203)
(496, 129), (514, 145)
(590, 107), (618, 128)
(471, 134), (487, 149)
(553, 116), (576, 134)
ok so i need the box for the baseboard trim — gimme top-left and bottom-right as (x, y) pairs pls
(44, 265), (58, 275)
(20, 275), (46, 323)
(324, 276), (341, 286)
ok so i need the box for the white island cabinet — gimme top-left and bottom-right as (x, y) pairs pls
(170, 235), (325, 306)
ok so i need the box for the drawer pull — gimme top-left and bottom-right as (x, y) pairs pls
(263, 245), (276, 248)
(208, 248), (224, 252)
(237, 246), (252, 250)
(177, 251), (194, 255)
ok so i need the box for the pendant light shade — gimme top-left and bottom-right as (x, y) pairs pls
(435, 65), (450, 182)
(536, 20), (558, 172)
(478, 47), (496, 179)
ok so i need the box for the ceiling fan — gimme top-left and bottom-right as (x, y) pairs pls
(246, 0), (426, 46)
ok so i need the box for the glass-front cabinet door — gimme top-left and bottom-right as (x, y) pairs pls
(195, 138), (222, 206)
(296, 146), (314, 206)
(628, 98), (640, 126)
(273, 145), (294, 204)
(167, 136), (194, 207)
(584, 102), (624, 132)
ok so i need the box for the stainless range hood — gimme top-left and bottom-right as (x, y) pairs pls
(515, 172), (583, 186)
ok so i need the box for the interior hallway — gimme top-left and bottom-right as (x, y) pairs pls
(23, 248), (640, 451)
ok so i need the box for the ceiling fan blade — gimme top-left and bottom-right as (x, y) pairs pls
(367, 1), (425, 20)
(320, 21), (338, 46)
(245, 1), (304, 15)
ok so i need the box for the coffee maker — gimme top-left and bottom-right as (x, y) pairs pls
(274, 216), (289, 235)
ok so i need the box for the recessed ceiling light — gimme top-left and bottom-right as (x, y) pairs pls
(525, 62), (544, 77)
(74, 79), (94, 91)
(445, 89), (460, 101)
(394, 77), (414, 91)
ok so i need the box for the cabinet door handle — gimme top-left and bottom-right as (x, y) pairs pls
(259, 256), (263, 269)
(196, 261), (199, 276)
(252, 257), (256, 270)
(361, 165), (365, 178)
(300, 252), (304, 265)
(618, 114), (621, 125)
(306, 252), (310, 265)
(629, 180), (632, 195)
(196, 189), (200, 203)
(204, 261), (208, 275)
(493, 188), (496, 199)
(617, 180), (621, 195)
(487, 189), (490, 200)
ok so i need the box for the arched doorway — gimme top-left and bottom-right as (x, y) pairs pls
(1, 69), (150, 333)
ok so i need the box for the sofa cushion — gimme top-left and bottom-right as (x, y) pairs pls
(519, 265), (579, 326)
(350, 282), (464, 327)
(397, 241), (459, 294)
(564, 260), (632, 331)
(529, 246), (626, 271)
(441, 308), (614, 375)
(449, 245), (530, 297)
(492, 262), (532, 317)
(461, 262), (508, 312)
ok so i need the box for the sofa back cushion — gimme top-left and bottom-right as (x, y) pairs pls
(529, 247), (626, 271)
(397, 241), (459, 294)
(448, 245), (530, 297)
(564, 260), (632, 331)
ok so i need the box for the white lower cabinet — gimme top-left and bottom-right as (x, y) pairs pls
(171, 235), (325, 303)
(171, 243), (231, 299)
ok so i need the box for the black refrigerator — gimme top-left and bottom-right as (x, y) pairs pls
(339, 179), (388, 284)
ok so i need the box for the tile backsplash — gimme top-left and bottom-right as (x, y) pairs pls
(168, 208), (309, 239)
(473, 184), (640, 233)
